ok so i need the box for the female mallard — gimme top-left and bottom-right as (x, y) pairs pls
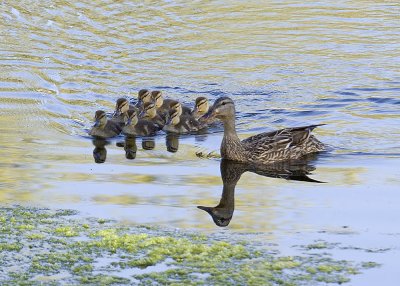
(203, 97), (325, 164)
(122, 109), (158, 136)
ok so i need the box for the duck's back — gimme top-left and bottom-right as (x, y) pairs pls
(242, 125), (325, 163)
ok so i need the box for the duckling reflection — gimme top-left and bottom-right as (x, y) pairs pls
(166, 133), (179, 153)
(198, 156), (323, 227)
(124, 136), (137, 159)
(142, 138), (155, 150)
(92, 138), (108, 163)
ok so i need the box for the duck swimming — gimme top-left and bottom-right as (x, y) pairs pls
(122, 109), (158, 137)
(139, 102), (165, 129)
(112, 98), (137, 127)
(89, 110), (122, 138)
(191, 97), (209, 120)
(163, 108), (205, 134)
(202, 97), (325, 164)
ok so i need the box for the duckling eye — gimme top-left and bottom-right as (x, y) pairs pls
(221, 102), (226, 106)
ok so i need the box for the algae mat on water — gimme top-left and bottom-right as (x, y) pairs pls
(0, 206), (377, 285)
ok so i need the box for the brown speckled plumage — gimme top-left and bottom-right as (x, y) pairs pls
(203, 97), (325, 164)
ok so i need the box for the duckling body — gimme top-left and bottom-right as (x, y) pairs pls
(203, 97), (325, 164)
(139, 102), (165, 129)
(89, 110), (122, 138)
(163, 109), (205, 134)
(122, 109), (158, 136)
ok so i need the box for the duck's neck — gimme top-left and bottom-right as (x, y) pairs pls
(222, 116), (241, 142)
(220, 115), (244, 160)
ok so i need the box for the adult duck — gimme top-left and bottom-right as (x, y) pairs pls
(202, 97), (325, 164)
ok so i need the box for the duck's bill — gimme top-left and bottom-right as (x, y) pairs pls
(93, 120), (100, 127)
(125, 119), (131, 126)
(113, 110), (121, 117)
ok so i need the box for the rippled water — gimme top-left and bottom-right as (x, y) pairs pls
(1, 1), (399, 284)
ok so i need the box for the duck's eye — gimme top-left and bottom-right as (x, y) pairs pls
(221, 102), (226, 106)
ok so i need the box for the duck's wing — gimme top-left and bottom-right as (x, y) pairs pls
(244, 124), (325, 161)
(242, 124), (325, 145)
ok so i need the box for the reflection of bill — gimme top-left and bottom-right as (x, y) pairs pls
(92, 138), (108, 163)
(198, 155), (323, 227)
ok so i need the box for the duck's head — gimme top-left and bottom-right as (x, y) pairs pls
(137, 89), (151, 107)
(93, 110), (107, 128)
(166, 109), (180, 126)
(139, 102), (156, 118)
(114, 98), (129, 116)
(202, 97), (235, 122)
(125, 109), (138, 126)
(151, 90), (163, 108)
(169, 100), (183, 116)
(193, 97), (209, 114)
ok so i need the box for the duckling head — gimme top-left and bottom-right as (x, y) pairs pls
(166, 109), (180, 126)
(203, 97), (235, 122)
(125, 109), (138, 126)
(139, 102), (156, 118)
(137, 89), (151, 107)
(194, 97), (209, 114)
(169, 100), (183, 116)
(151, 90), (163, 108)
(114, 98), (129, 116)
(93, 110), (108, 128)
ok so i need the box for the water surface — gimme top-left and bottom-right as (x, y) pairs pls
(1, 1), (399, 284)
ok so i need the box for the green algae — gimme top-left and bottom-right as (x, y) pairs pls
(0, 206), (380, 285)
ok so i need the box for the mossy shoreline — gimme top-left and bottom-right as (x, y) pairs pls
(0, 206), (378, 285)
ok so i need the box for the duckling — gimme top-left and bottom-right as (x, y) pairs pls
(202, 97), (325, 164)
(163, 108), (205, 134)
(191, 97), (209, 120)
(168, 100), (192, 117)
(112, 98), (137, 127)
(136, 89), (152, 110)
(139, 102), (165, 129)
(152, 91), (191, 117)
(89, 110), (122, 138)
(122, 109), (158, 137)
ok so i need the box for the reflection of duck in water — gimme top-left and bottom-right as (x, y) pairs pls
(142, 138), (155, 150)
(202, 97), (325, 164)
(198, 156), (323, 227)
(92, 138), (108, 163)
(124, 136), (137, 159)
(166, 133), (179, 153)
